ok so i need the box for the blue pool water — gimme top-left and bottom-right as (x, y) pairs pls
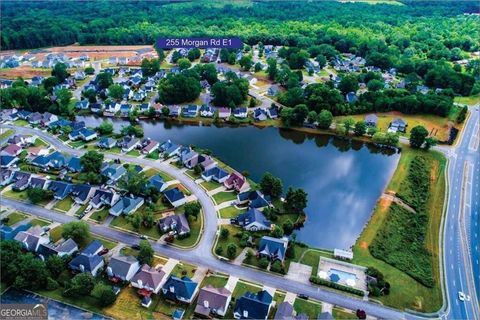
(329, 268), (357, 283)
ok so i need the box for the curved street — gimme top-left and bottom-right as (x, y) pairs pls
(2, 108), (479, 319)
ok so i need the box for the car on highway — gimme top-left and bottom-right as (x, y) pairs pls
(458, 291), (466, 301)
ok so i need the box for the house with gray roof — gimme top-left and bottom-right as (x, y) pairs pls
(109, 195), (144, 216)
(107, 255), (141, 281)
(147, 175), (167, 193)
(38, 238), (78, 260)
(163, 187), (186, 207)
(194, 285), (232, 317)
(365, 114), (378, 127)
(258, 236), (289, 263)
(159, 213), (190, 236)
(101, 163), (127, 184)
(14, 225), (49, 252)
(91, 189), (119, 209)
(237, 190), (271, 209)
(48, 181), (73, 200)
(234, 290), (273, 320)
(131, 264), (166, 294)
(233, 208), (272, 232)
(30, 177), (49, 190)
(97, 137), (117, 149)
(201, 166), (229, 183)
(0, 169), (14, 186)
(69, 240), (104, 276)
(71, 184), (94, 204)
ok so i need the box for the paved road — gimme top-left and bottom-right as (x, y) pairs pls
(2, 125), (405, 319)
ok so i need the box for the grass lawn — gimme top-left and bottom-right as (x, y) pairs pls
(173, 213), (203, 248)
(50, 225), (117, 249)
(104, 285), (159, 320)
(185, 169), (200, 179)
(333, 307), (356, 319)
(171, 262), (196, 278)
(69, 140), (88, 148)
(144, 168), (174, 181)
(29, 218), (51, 227)
(110, 215), (162, 240)
(49, 225), (63, 242)
(36, 286), (104, 315)
(75, 203), (88, 216)
(293, 298), (322, 319)
(13, 119), (29, 126)
(90, 208), (110, 223)
(4, 212), (29, 226)
(93, 236), (118, 250)
(105, 146), (122, 154)
(127, 149), (141, 156)
(0, 128), (14, 140)
(33, 138), (48, 147)
(352, 147), (445, 312)
(454, 94), (480, 106)
(146, 149), (160, 160)
(219, 205), (246, 219)
(200, 180), (221, 191)
(212, 191), (237, 205)
(2, 189), (29, 202)
(289, 246), (334, 276)
(53, 197), (74, 212)
(200, 273), (229, 288)
(215, 225), (243, 259)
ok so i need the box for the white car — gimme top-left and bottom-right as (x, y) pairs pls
(458, 291), (465, 301)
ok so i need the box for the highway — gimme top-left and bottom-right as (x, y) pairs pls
(2, 106), (480, 319)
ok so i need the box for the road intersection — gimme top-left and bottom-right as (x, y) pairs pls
(1, 106), (479, 319)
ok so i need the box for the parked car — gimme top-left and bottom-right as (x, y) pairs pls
(131, 244), (141, 250)
(139, 235), (148, 240)
(98, 248), (109, 256)
(298, 294), (309, 300)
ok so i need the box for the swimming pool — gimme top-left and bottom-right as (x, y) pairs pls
(328, 268), (357, 283)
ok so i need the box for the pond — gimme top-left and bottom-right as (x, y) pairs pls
(0, 288), (109, 320)
(79, 115), (400, 249)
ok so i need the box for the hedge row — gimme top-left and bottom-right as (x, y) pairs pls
(309, 276), (364, 296)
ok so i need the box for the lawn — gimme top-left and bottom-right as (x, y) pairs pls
(69, 140), (88, 148)
(172, 213), (203, 248)
(146, 149), (160, 160)
(2, 189), (29, 202)
(218, 205), (246, 219)
(332, 308), (356, 319)
(0, 128), (14, 140)
(454, 94), (480, 106)
(352, 147), (446, 312)
(49, 225), (64, 242)
(36, 286), (104, 316)
(3, 212), (29, 226)
(111, 214), (162, 240)
(103, 285), (159, 320)
(127, 149), (141, 157)
(90, 208), (110, 223)
(185, 169), (200, 179)
(171, 262), (196, 278)
(29, 218), (51, 227)
(53, 197), (74, 212)
(49, 225), (117, 249)
(215, 225), (243, 259)
(289, 246), (334, 276)
(106, 146), (122, 154)
(212, 191), (237, 205)
(93, 236), (118, 250)
(200, 273), (229, 288)
(75, 203), (88, 216)
(200, 180), (221, 191)
(33, 138), (48, 147)
(143, 168), (174, 181)
(293, 298), (322, 319)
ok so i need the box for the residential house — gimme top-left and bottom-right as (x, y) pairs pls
(131, 264), (166, 294)
(275, 302), (308, 320)
(233, 290), (273, 320)
(27, 112), (42, 124)
(224, 172), (250, 193)
(142, 140), (159, 155)
(197, 155), (217, 171)
(268, 105), (279, 119)
(91, 189), (119, 209)
(201, 166), (229, 183)
(253, 109), (268, 121)
(162, 276), (199, 304)
(0, 155), (18, 168)
(0, 169), (15, 186)
(246, 75), (257, 86)
(179, 147), (198, 168)
(118, 136), (140, 153)
(40, 112), (58, 127)
(163, 187), (186, 207)
(30, 76), (44, 86)
(11, 171), (31, 191)
(105, 102), (121, 113)
(237, 190), (271, 209)
(139, 103), (151, 113)
(38, 238), (78, 260)
(120, 104), (133, 117)
(7, 134), (34, 147)
(71, 184), (94, 205)
(29, 177), (49, 190)
(1, 144), (22, 157)
(194, 285), (232, 318)
(182, 105), (199, 118)
(66, 157), (82, 172)
(101, 163), (127, 184)
(345, 92), (358, 104)
(388, 118), (407, 133)
(233, 208), (272, 232)
(13, 225), (49, 252)
(217, 108), (231, 119)
(267, 85), (280, 96)
(48, 181), (73, 200)
(75, 100), (90, 110)
(159, 140), (181, 158)
(97, 137), (117, 149)
(158, 213), (190, 235)
(168, 105), (181, 117)
(233, 107), (248, 119)
(109, 195), (144, 216)
(258, 236), (289, 263)
(147, 175), (167, 193)
(107, 255), (141, 281)
(69, 240), (104, 276)
(365, 114), (378, 127)
(318, 312), (334, 320)
(200, 106), (214, 118)
(1, 223), (32, 241)
(74, 71), (86, 80)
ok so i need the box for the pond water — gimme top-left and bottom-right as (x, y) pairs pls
(79, 115), (400, 249)
(0, 288), (109, 320)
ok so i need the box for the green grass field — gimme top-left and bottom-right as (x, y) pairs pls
(29, 218), (51, 227)
(53, 197), (74, 212)
(200, 180), (221, 191)
(454, 94), (480, 106)
(90, 208), (110, 223)
(293, 298), (322, 319)
(4, 212), (28, 226)
(212, 191), (237, 205)
(219, 205), (246, 218)
(0, 128), (14, 140)
(200, 273), (229, 288)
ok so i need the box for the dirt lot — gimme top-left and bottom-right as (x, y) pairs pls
(0, 66), (51, 79)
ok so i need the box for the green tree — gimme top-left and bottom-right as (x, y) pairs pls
(46, 255), (67, 278)
(227, 243), (237, 259)
(14, 253), (49, 290)
(68, 273), (95, 296)
(409, 125), (429, 148)
(61, 221), (90, 244)
(354, 121), (367, 136)
(267, 58), (278, 80)
(184, 201), (201, 220)
(282, 219), (294, 235)
(367, 79), (384, 92)
(80, 150), (104, 174)
(96, 72), (113, 90)
(284, 187), (308, 214)
(258, 257), (269, 269)
(317, 110), (333, 129)
(254, 62), (263, 73)
(108, 84), (124, 100)
(270, 225), (284, 238)
(456, 106), (468, 123)
(138, 240), (153, 265)
(92, 283), (117, 306)
(119, 168), (148, 195)
(127, 213), (142, 231)
(52, 63), (69, 82)
(120, 125), (144, 137)
(315, 54), (327, 69)
(187, 48), (201, 61)
(158, 74), (201, 104)
(141, 58), (160, 77)
(96, 120), (114, 135)
(260, 172), (283, 198)
(220, 228), (229, 239)
(84, 66), (95, 75)
(338, 75), (359, 95)
(424, 137), (438, 150)
(239, 55), (253, 71)
(307, 110), (317, 124)
(27, 187), (53, 204)
(343, 117), (355, 134)
(177, 58), (192, 70)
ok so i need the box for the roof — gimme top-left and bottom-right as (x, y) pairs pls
(69, 252), (103, 272)
(110, 196), (144, 216)
(82, 239), (103, 255)
(30, 177), (48, 189)
(159, 213), (190, 234)
(195, 285), (231, 315)
(91, 189), (115, 206)
(202, 166), (229, 180)
(274, 302), (294, 320)
(236, 208), (271, 229)
(234, 290), (272, 320)
(131, 264), (166, 289)
(2, 144), (21, 156)
(238, 190), (270, 209)
(71, 184), (93, 202)
(164, 187), (185, 203)
(163, 275), (198, 301)
(258, 236), (288, 261)
(147, 175), (166, 191)
(56, 238), (78, 253)
(365, 114), (378, 123)
(0, 155), (18, 167)
(391, 118), (406, 126)
(66, 157), (82, 171)
(48, 180), (73, 199)
(108, 255), (139, 278)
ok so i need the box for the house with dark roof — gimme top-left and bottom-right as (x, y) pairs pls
(194, 285), (232, 317)
(109, 195), (144, 216)
(101, 163), (127, 184)
(237, 190), (271, 209)
(163, 187), (186, 207)
(30, 155), (49, 169)
(200, 105), (214, 118)
(69, 240), (104, 276)
(107, 255), (141, 281)
(71, 184), (94, 204)
(1, 223), (32, 241)
(388, 118), (407, 133)
(253, 108), (268, 121)
(233, 290), (273, 320)
(91, 189), (119, 209)
(38, 238), (78, 260)
(233, 208), (272, 232)
(78, 128), (98, 141)
(233, 107), (248, 119)
(318, 312), (334, 320)
(160, 140), (181, 158)
(131, 264), (166, 294)
(0, 169), (14, 186)
(159, 213), (190, 235)
(182, 105), (199, 118)
(75, 100), (90, 110)
(365, 114), (378, 127)
(346, 92), (358, 104)
(97, 137), (117, 149)
(66, 157), (82, 172)
(48, 181), (73, 200)
(201, 166), (229, 183)
(46, 151), (69, 170)
(224, 172), (250, 193)
(0, 155), (18, 168)
(258, 236), (289, 263)
(13, 226), (49, 252)
(267, 85), (280, 96)
(118, 136), (140, 153)
(27, 112), (42, 124)
(268, 105), (279, 119)
(179, 147), (198, 167)
(12, 171), (31, 191)
(147, 175), (167, 193)
(274, 302), (294, 320)
(30, 177), (49, 190)
(40, 112), (58, 127)
(198, 155), (217, 171)
(162, 276), (199, 304)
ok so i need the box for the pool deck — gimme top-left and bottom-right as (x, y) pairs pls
(317, 257), (368, 292)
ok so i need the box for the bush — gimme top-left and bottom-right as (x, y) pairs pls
(215, 247), (223, 255)
(220, 228), (229, 239)
(258, 257), (269, 269)
(46, 277), (59, 291)
(270, 260), (285, 274)
(309, 276), (364, 296)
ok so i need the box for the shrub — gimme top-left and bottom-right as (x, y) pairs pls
(309, 276), (364, 296)
(258, 257), (269, 269)
(270, 260), (285, 274)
